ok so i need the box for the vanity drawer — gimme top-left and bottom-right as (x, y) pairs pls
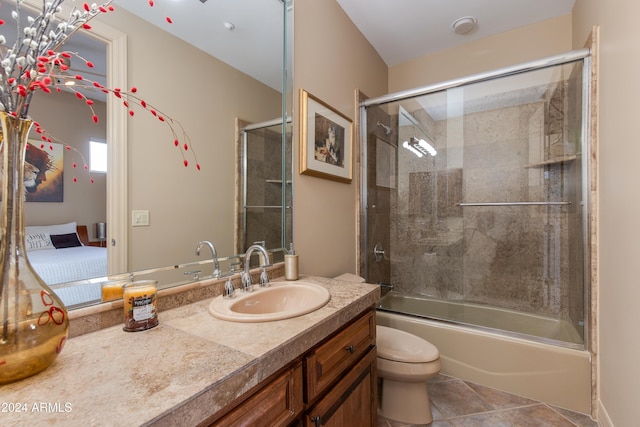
(305, 309), (375, 402)
(305, 348), (377, 427)
(211, 362), (303, 427)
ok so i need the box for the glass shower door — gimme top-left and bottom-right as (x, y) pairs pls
(363, 58), (588, 346)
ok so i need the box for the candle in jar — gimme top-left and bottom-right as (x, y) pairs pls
(123, 280), (159, 332)
(101, 280), (126, 302)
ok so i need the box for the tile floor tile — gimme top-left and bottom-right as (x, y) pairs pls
(447, 411), (511, 427)
(464, 381), (537, 410)
(551, 406), (599, 427)
(497, 404), (577, 426)
(377, 375), (598, 426)
(429, 379), (493, 418)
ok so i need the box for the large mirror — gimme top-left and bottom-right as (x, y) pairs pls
(6, 0), (294, 308)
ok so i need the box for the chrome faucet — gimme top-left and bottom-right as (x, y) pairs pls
(223, 276), (235, 299)
(241, 244), (271, 292)
(195, 240), (221, 279)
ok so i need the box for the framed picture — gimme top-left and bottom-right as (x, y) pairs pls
(299, 89), (353, 183)
(25, 141), (64, 202)
(0, 141), (64, 202)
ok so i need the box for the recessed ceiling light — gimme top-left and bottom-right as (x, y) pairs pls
(451, 16), (478, 35)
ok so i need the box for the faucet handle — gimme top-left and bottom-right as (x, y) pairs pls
(259, 268), (270, 287)
(223, 277), (235, 299)
(241, 271), (253, 292)
(230, 261), (242, 273)
(184, 270), (201, 281)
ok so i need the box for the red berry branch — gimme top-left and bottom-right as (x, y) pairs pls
(0, 0), (200, 175)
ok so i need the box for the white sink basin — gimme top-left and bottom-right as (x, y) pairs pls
(208, 281), (331, 322)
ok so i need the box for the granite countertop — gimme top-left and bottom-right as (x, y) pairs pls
(0, 276), (380, 426)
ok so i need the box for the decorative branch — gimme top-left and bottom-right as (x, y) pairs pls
(0, 0), (200, 173)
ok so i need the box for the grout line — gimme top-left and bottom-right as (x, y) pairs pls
(439, 403), (542, 422)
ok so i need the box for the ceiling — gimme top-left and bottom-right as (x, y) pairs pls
(113, 0), (287, 92)
(42, 0), (577, 97)
(336, 0), (576, 66)
(115, 0), (576, 86)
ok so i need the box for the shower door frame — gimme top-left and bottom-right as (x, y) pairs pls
(240, 117), (293, 254)
(359, 49), (593, 350)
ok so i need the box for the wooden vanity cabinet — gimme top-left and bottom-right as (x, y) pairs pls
(207, 309), (377, 427)
(304, 310), (377, 426)
(210, 362), (304, 427)
(304, 349), (376, 427)
(304, 309), (376, 402)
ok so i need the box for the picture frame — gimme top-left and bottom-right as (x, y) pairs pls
(299, 89), (353, 183)
(25, 141), (64, 202)
(0, 140), (64, 202)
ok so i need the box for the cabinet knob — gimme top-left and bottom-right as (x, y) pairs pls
(345, 345), (355, 354)
(311, 415), (322, 427)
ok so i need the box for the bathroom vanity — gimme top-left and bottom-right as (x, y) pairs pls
(0, 274), (379, 426)
(210, 308), (376, 426)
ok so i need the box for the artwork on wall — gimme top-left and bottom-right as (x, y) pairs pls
(299, 89), (353, 183)
(24, 141), (64, 202)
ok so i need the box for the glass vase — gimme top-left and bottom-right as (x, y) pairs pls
(0, 112), (69, 384)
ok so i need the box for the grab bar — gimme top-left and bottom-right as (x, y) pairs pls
(458, 202), (571, 207)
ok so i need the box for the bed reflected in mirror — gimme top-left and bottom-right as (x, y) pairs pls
(26, 223), (107, 287)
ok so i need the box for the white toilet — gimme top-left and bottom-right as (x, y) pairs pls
(376, 325), (441, 424)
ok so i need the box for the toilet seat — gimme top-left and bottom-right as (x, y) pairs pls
(376, 325), (439, 363)
(376, 325), (441, 424)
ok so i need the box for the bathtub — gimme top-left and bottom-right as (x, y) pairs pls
(376, 295), (592, 414)
(378, 292), (584, 347)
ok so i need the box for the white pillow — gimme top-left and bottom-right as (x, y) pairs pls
(25, 232), (54, 251)
(25, 221), (77, 237)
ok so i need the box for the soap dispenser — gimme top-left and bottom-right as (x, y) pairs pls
(285, 243), (298, 281)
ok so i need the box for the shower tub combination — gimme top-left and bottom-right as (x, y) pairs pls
(360, 50), (594, 414)
(377, 295), (591, 413)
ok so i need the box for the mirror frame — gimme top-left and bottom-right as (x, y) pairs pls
(104, 23), (128, 275)
(69, 15), (129, 275)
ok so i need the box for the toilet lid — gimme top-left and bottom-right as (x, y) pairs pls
(376, 325), (439, 363)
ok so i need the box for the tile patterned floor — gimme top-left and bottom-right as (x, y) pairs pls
(377, 374), (599, 427)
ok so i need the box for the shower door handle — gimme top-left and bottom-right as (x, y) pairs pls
(373, 243), (385, 262)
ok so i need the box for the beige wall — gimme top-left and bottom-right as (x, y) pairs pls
(26, 91), (107, 240)
(292, 0), (387, 277)
(98, 10), (282, 271)
(389, 14), (573, 92)
(306, 2), (640, 423)
(573, 1), (640, 426)
(291, 7), (576, 281)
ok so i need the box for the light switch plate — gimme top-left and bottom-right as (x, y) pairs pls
(132, 210), (150, 227)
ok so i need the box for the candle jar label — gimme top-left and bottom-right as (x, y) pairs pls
(123, 281), (159, 332)
(132, 297), (154, 321)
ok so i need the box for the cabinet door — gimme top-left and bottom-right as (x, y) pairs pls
(212, 363), (303, 427)
(305, 348), (377, 427)
(305, 310), (375, 402)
